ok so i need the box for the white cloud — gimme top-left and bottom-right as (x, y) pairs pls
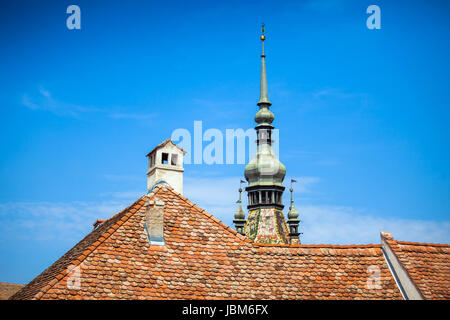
(184, 176), (450, 245)
(0, 200), (131, 243)
(291, 176), (321, 193)
(39, 87), (51, 98)
(300, 205), (450, 245)
(1, 176), (447, 247)
(21, 90), (98, 118)
(21, 87), (157, 121)
(184, 175), (321, 226)
(184, 175), (320, 206)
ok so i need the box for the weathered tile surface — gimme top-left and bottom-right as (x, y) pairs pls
(384, 235), (450, 300)
(8, 186), (413, 300)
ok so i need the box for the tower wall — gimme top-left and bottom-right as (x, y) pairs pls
(146, 140), (185, 194)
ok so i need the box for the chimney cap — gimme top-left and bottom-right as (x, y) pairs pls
(146, 139), (186, 157)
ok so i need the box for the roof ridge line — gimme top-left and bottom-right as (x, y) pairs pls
(31, 195), (147, 300)
(255, 243), (382, 249)
(163, 186), (385, 249)
(95, 193), (146, 226)
(395, 240), (450, 247)
(162, 186), (252, 244)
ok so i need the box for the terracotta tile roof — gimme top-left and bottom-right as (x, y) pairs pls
(0, 282), (24, 300)
(9, 197), (145, 300)
(11, 185), (402, 300)
(93, 219), (106, 229)
(383, 235), (450, 300)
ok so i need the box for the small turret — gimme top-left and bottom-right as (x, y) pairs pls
(287, 179), (301, 244)
(233, 181), (246, 235)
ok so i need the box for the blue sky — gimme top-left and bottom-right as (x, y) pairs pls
(0, 0), (449, 284)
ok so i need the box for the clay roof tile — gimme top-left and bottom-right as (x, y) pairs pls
(11, 186), (443, 300)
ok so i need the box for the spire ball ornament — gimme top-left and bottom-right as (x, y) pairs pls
(260, 23), (266, 41)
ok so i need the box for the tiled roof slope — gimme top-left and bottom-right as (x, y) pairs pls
(0, 282), (24, 300)
(11, 185), (402, 300)
(383, 235), (450, 300)
(9, 197), (146, 300)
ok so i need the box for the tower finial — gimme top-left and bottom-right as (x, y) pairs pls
(258, 23), (270, 105)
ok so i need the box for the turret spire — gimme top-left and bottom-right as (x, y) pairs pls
(258, 23), (271, 106)
(287, 179), (301, 244)
(233, 180), (246, 235)
(241, 25), (290, 245)
(245, 24), (286, 204)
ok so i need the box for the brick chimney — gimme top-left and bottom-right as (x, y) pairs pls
(144, 198), (165, 245)
(146, 139), (186, 194)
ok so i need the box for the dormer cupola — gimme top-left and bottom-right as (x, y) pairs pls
(146, 139), (186, 194)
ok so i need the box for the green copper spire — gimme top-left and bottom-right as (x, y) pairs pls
(233, 182), (246, 234)
(241, 25), (291, 245)
(244, 24), (286, 209)
(258, 23), (271, 106)
(287, 180), (301, 242)
(287, 187), (299, 220)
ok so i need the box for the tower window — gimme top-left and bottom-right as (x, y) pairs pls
(171, 154), (178, 165)
(261, 191), (266, 204)
(252, 192), (258, 204)
(161, 153), (169, 164)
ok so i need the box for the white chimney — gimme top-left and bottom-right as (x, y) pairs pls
(146, 139), (186, 194)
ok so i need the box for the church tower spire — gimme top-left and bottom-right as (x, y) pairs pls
(239, 24), (290, 244)
(258, 23), (270, 105)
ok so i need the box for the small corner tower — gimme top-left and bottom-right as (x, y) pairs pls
(146, 139), (186, 194)
(240, 24), (290, 244)
(287, 180), (301, 244)
(233, 181), (247, 235)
